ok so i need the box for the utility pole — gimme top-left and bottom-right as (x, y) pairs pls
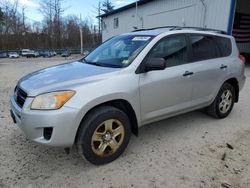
(22, 6), (26, 47)
(98, 1), (101, 36)
(79, 14), (83, 55)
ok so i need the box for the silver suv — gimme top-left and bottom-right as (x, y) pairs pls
(10, 27), (246, 165)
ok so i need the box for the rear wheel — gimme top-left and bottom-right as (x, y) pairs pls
(207, 83), (235, 119)
(76, 106), (131, 165)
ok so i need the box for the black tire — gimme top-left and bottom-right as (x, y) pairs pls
(207, 83), (235, 119)
(76, 106), (131, 165)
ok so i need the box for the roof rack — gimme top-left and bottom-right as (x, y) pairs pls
(133, 26), (228, 35)
(170, 26), (228, 35)
(132, 26), (176, 32)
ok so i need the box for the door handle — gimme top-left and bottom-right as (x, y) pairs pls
(183, 71), (194, 77)
(220, 64), (228, 69)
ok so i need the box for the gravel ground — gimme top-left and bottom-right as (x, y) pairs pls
(0, 57), (250, 188)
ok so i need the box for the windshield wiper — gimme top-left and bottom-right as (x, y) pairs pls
(80, 58), (104, 67)
(102, 63), (123, 68)
(88, 61), (104, 67)
(80, 58), (122, 68)
(79, 58), (86, 63)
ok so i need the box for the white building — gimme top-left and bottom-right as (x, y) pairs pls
(99, 0), (250, 53)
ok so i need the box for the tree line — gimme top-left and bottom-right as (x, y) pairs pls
(0, 0), (114, 51)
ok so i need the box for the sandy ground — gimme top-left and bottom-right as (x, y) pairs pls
(0, 57), (250, 188)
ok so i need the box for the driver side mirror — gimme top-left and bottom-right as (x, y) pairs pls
(144, 58), (166, 72)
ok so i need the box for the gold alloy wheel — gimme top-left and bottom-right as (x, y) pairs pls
(91, 119), (125, 157)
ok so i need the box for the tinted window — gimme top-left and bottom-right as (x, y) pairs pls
(213, 36), (232, 57)
(149, 35), (188, 67)
(190, 35), (218, 62)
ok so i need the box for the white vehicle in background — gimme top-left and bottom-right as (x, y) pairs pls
(9, 52), (19, 58)
(21, 49), (31, 57)
(21, 49), (39, 58)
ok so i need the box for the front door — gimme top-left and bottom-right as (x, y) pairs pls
(139, 34), (194, 124)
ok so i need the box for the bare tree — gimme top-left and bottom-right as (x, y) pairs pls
(0, 0), (19, 34)
(0, 7), (4, 23)
(96, 1), (101, 36)
(53, 0), (65, 48)
(21, 6), (26, 33)
(39, 0), (54, 47)
(0, 0), (101, 50)
(92, 1), (103, 45)
(39, 0), (65, 48)
(0, 0), (29, 50)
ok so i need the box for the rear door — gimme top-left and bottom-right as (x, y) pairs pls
(188, 34), (231, 105)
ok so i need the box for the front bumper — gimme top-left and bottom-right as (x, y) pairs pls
(10, 96), (81, 147)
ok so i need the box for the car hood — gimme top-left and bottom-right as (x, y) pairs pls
(18, 61), (121, 96)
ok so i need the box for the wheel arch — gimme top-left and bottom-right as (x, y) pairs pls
(74, 99), (139, 144)
(224, 77), (239, 102)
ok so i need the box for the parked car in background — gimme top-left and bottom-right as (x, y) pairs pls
(0, 52), (8, 58)
(27, 51), (39, 58)
(9, 52), (19, 58)
(35, 51), (40, 57)
(61, 50), (71, 57)
(21, 49), (31, 57)
(22, 49), (39, 58)
(51, 51), (57, 56)
(82, 50), (89, 57)
(40, 51), (53, 58)
(10, 27), (246, 165)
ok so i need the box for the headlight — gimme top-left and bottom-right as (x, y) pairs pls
(31, 90), (75, 110)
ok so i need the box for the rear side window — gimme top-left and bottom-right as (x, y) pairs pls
(190, 34), (232, 62)
(213, 36), (232, 57)
(190, 35), (217, 62)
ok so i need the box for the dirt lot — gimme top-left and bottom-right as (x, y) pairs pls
(0, 57), (250, 188)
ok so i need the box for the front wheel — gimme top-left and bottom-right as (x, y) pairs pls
(207, 83), (235, 119)
(76, 106), (131, 165)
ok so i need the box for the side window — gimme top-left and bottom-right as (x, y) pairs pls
(190, 35), (217, 62)
(213, 36), (232, 57)
(149, 35), (188, 67)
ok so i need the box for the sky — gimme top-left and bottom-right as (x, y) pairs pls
(15, 0), (137, 23)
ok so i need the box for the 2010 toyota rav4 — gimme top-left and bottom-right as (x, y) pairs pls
(10, 27), (246, 165)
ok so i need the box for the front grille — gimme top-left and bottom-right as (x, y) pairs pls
(15, 86), (27, 108)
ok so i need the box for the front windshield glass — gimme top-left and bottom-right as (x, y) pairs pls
(83, 35), (153, 68)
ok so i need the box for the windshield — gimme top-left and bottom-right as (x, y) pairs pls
(83, 35), (153, 68)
